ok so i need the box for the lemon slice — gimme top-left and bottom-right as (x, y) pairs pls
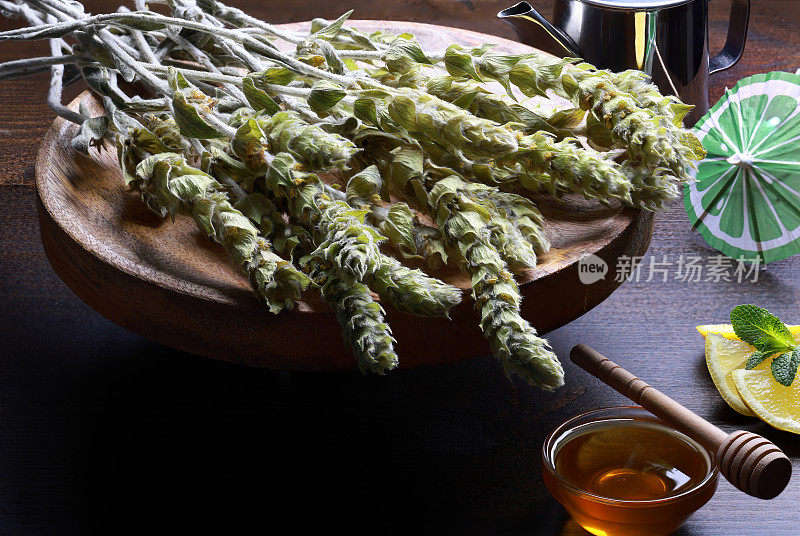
(705, 333), (757, 416)
(733, 369), (800, 434)
(697, 324), (800, 340)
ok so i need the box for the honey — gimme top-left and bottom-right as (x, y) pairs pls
(542, 408), (719, 536)
(554, 419), (708, 501)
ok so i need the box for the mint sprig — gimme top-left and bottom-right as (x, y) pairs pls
(771, 349), (800, 387)
(731, 304), (799, 386)
(745, 350), (771, 370)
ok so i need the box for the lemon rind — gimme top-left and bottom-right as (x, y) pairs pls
(705, 334), (756, 416)
(732, 369), (800, 435)
(697, 324), (800, 341)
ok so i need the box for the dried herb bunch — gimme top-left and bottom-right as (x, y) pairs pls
(0, 0), (705, 389)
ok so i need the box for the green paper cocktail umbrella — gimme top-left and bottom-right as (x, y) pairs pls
(685, 71), (800, 263)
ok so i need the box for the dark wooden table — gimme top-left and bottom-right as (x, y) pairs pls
(1, 1), (799, 534)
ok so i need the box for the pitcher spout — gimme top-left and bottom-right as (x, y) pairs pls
(498, 1), (581, 58)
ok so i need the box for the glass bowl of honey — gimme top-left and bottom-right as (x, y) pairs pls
(542, 406), (719, 536)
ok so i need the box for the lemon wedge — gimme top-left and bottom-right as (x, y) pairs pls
(705, 333), (757, 416)
(697, 324), (800, 340)
(733, 369), (800, 434)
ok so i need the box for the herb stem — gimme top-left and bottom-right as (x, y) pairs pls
(16, 5), (86, 125)
(191, 0), (305, 45)
(167, 33), (248, 104)
(201, 109), (238, 138)
(100, 29), (172, 95)
(47, 27), (85, 125)
(0, 11), (358, 86)
(0, 54), (78, 81)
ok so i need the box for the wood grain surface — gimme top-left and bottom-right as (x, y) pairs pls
(35, 20), (651, 370)
(1, 1), (800, 535)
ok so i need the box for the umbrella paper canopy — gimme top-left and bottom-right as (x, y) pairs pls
(685, 71), (800, 263)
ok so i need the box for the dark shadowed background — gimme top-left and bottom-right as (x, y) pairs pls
(1, 1), (799, 534)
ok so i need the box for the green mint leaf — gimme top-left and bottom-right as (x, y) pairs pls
(730, 304), (796, 353)
(745, 350), (770, 370)
(770, 348), (800, 387)
(755, 337), (798, 355)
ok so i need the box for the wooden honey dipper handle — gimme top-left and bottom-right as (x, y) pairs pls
(570, 344), (792, 500)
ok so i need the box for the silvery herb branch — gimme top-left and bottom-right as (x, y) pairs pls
(0, 0), (705, 390)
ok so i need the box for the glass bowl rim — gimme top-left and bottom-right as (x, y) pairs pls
(541, 405), (720, 507)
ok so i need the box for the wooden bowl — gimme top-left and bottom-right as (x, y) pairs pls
(35, 21), (653, 371)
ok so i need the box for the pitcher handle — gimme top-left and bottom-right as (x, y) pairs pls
(709, 0), (750, 74)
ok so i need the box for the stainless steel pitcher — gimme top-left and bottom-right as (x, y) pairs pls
(498, 0), (750, 125)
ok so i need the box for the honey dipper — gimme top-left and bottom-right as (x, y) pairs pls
(570, 344), (792, 500)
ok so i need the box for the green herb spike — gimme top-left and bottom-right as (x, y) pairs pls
(312, 201), (387, 281)
(378, 144), (544, 268)
(311, 200), (462, 317)
(373, 87), (633, 207)
(446, 48), (704, 183)
(356, 87), (519, 159)
(243, 173), (399, 373)
(473, 189), (550, 257)
(255, 110), (359, 170)
(620, 161), (682, 211)
(370, 254), (463, 318)
(424, 75), (566, 136)
(312, 264), (399, 374)
(511, 56), (705, 173)
(129, 152), (309, 313)
(488, 217), (539, 270)
(388, 91), (519, 158)
(263, 153), (461, 318)
(607, 69), (694, 127)
(501, 132), (633, 205)
(445, 179), (540, 270)
(429, 175), (564, 390)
